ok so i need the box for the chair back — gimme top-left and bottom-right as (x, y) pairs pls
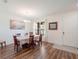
(29, 35), (34, 44)
(29, 32), (33, 36)
(25, 33), (28, 35)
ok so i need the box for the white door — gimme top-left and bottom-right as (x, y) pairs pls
(62, 12), (78, 48)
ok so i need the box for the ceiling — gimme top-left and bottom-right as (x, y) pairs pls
(0, 0), (78, 18)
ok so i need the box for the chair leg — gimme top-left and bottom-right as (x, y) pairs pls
(16, 45), (19, 52)
(4, 41), (6, 47)
(41, 41), (42, 45)
(14, 45), (16, 51)
(14, 45), (19, 52)
(39, 41), (42, 46)
(14, 46), (15, 51)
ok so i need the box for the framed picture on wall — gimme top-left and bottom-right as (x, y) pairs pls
(10, 20), (25, 30)
(49, 22), (57, 30)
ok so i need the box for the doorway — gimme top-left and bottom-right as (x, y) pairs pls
(61, 12), (78, 48)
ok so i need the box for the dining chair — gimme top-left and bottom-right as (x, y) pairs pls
(35, 34), (42, 46)
(29, 32), (33, 36)
(29, 35), (36, 48)
(13, 35), (20, 52)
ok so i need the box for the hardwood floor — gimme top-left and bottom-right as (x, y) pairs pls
(0, 42), (78, 59)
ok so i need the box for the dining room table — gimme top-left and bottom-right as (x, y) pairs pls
(16, 34), (40, 48)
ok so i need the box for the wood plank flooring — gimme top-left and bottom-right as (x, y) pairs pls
(0, 42), (78, 59)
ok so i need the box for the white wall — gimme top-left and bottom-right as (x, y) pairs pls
(0, 16), (32, 45)
(0, 3), (33, 45)
(44, 10), (78, 48)
(45, 14), (63, 45)
(0, 3), (12, 44)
